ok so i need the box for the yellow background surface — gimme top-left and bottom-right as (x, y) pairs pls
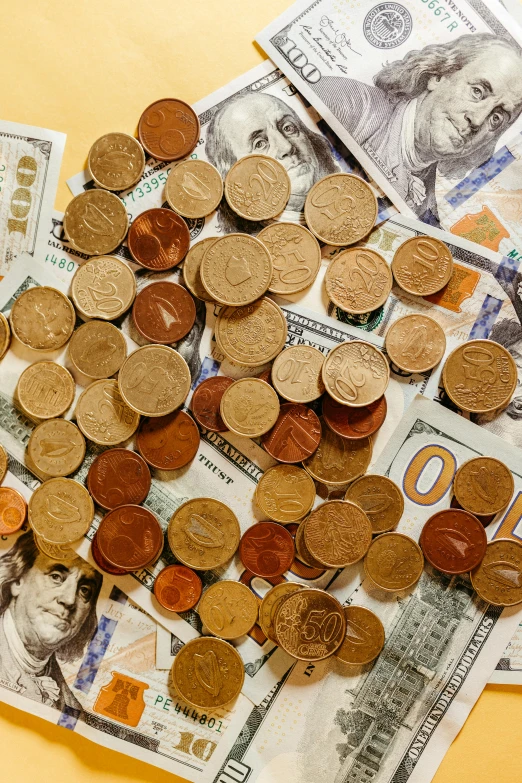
(1, 1), (522, 781)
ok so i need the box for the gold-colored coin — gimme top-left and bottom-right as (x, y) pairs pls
(17, 362), (75, 419)
(71, 255), (136, 320)
(454, 457), (514, 517)
(220, 378), (279, 438)
(303, 419), (371, 486)
(364, 532), (424, 592)
(172, 637), (244, 710)
(294, 520), (326, 569)
(391, 236), (453, 296)
(257, 223), (321, 295)
(182, 238), (217, 302)
(200, 233), (272, 306)
(215, 297), (287, 367)
(0, 444), (8, 484)
(322, 340), (389, 407)
(63, 190), (129, 255)
(442, 339), (517, 414)
(345, 475), (404, 534)
(35, 534), (77, 562)
(118, 345), (190, 416)
(29, 477), (94, 545)
(88, 132), (146, 191)
(255, 464), (316, 523)
(385, 314), (446, 373)
(198, 580), (258, 639)
(76, 379), (140, 445)
(0, 312), (11, 359)
(224, 154), (290, 221)
(325, 248), (392, 314)
(166, 159), (223, 218)
(69, 320), (127, 379)
(27, 419), (85, 477)
(335, 606), (385, 665)
(259, 582), (304, 642)
(168, 497), (240, 570)
(274, 587), (346, 660)
(10, 287), (75, 352)
(271, 345), (324, 403)
(304, 500), (372, 567)
(304, 174), (377, 246)
(470, 539), (522, 606)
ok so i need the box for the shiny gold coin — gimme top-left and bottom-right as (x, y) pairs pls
(224, 154), (290, 221)
(274, 587), (346, 660)
(0, 444), (8, 484)
(304, 174), (377, 246)
(198, 580), (258, 639)
(168, 497), (240, 570)
(63, 190), (129, 255)
(76, 379), (140, 445)
(219, 378), (279, 437)
(172, 637), (244, 710)
(71, 255), (136, 320)
(335, 606), (385, 665)
(257, 223), (321, 295)
(182, 238), (217, 302)
(17, 362), (75, 419)
(322, 341), (389, 407)
(255, 464), (316, 523)
(294, 520), (326, 569)
(35, 534), (77, 562)
(27, 419), (85, 477)
(385, 314), (446, 373)
(454, 457), (514, 517)
(364, 532), (424, 592)
(200, 233), (272, 306)
(10, 287), (75, 352)
(391, 236), (453, 296)
(166, 159), (223, 218)
(271, 345), (324, 403)
(69, 320), (127, 379)
(259, 582), (304, 643)
(215, 297), (287, 367)
(88, 132), (146, 191)
(303, 419), (371, 486)
(29, 477), (94, 545)
(345, 475), (404, 534)
(304, 500), (372, 567)
(470, 539), (522, 606)
(118, 345), (190, 416)
(0, 312), (10, 359)
(325, 248), (392, 314)
(442, 339), (517, 414)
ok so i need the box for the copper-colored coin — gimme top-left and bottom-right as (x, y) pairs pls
(392, 236), (453, 296)
(262, 403), (321, 463)
(136, 410), (199, 470)
(303, 418), (372, 487)
(10, 287), (75, 352)
(118, 345), (191, 416)
(182, 238), (217, 302)
(224, 154), (291, 221)
(294, 520), (326, 569)
(255, 464), (316, 524)
(132, 281), (196, 344)
(304, 500), (372, 567)
(345, 475), (404, 534)
(0, 445), (7, 484)
(138, 98), (200, 162)
(215, 297), (288, 367)
(453, 457), (514, 517)
(259, 582), (304, 643)
(364, 532), (424, 592)
(470, 539), (522, 606)
(304, 174), (377, 246)
(27, 419), (86, 477)
(442, 339), (517, 414)
(0, 487), (27, 536)
(68, 320), (127, 379)
(128, 208), (190, 270)
(220, 378), (280, 438)
(166, 159), (223, 219)
(168, 497), (240, 570)
(0, 312), (10, 359)
(239, 521), (295, 577)
(271, 345), (325, 403)
(257, 368), (273, 385)
(87, 448), (151, 510)
(17, 361), (75, 419)
(76, 379), (140, 446)
(198, 581), (258, 639)
(322, 394), (387, 439)
(91, 532), (128, 575)
(200, 233), (273, 306)
(274, 587), (346, 661)
(63, 190), (129, 256)
(322, 341), (389, 408)
(171, 637), (244, 710)
(325, 248), (392, 315)
(191, 376), (234, 432)
(153, 564), (202, 612)
(420, 509), (487, 575)
(385, 314), (446, 373)
(88, 132), (146, 191)
(257, 223), (322, 296)
(71, 255), (136, 321)
(97, 504), (164, 571)
(335, 606), (385, 665)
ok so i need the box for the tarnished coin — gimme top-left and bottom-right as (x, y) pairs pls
(88, 132), (146, 191)
(27, 419), (85, 477)
(63, 190), (129, 255)
(364, 532), (424, 591)
(255, 464), (316, 524)
(132, 281), (196, 344)
(224, 154), (291, 221)
(191, 376), (234, 432)
(304, 174), (377, 246)
(420, 509), (487, 574)
(71, 255), (136, 321)
(10, 287), (75, 352)
(259, 582), (304, 643)
(0, 487), (27, 536)
(322, 394), (387, 440)
(17, 362), (75, 419)
(262, 403), (321, 463)
(168, 497), (240, 570)
(294, 520), (326, 569)
(166, 159), (223, 218)
(257, 223), (321, 295)
(0, 312), (11, 359)
(325, 248), (392, 314)
(335, 606), (385, 665)
(87, 449), (151, 510)
(442, 339), (517, 414)
(199, 581), (258, 639)
(182, 237), (217, 302)
(322, 341), (389, 407)
(69, 320), (127, 379)
(274, 587), (346, 661)
(137, 410), (200, 470)
(345, 475), (404, 534)
(153, 565), (202, 612)
(128, 208), (190, 270)
(200, 234), (272, 306)
(118, 345), (191, 416)
(239, 521), (295, 577)
(91, 531), (128, 575)
(76, 379), (140, 445)
(138, 98), (200, 162)
(470, 539), (522, 606)
(303, 419), (371, 486)
(454, 457), (514, 516)
(385, 314), (446, 373)
(215, 297), (287, 367)
(304, 500), (372, 567)
(0, 445), (7, 484)
(391, 236), (453, 296)
(35, 535), (76, 562)
(220, 378), (280, 438)
(271, 345), (325, 403)
(29, 477), (94, 544)
(97, 504), (164, 570)
(171, 637), (244, 710)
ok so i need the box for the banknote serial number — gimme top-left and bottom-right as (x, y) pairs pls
(154, 695), (224, 732)
(45, 252), (76, 274)
(418, 0), (459, 31)
(121, 169), (171, 208)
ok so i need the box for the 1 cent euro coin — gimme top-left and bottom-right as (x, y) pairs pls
(137, 410), (200, 470)
(138, 98), (200, 161)
(259, 582), (304, 643)
(87, 449), (151, 510)
(132, 281), (196, 344)
(128, 208), (190, 270)
(274, 587), (346, 661)
(64, 190), (128, 255)
(255, 464), (316, 524)
(322, 393), (387, 440)
(257, 222), (321, 295)
(97, 504), (164, 571)
(345, 475), (404, 534)
(10, 287), (75, 351)
(420, 509), (487, 574)
(166, 159), (223, 218)
(305, 173), (377, 246)
(29, 478), (94, 545)
(391, 236), (453, 296)
(71, 255), (136, 320)
(364, 532), (424, 592)
(182, 237), (217, 302)
(27, 419), (85, 477)
(322, 341), (389, 407)
(88, 132), (145, 191)
(442, 339), (517, 414)
(262, 403), (321, 463)
(0, 487), (27, 536)
(470, 539), (522, 606)
(75, 379), (140, 445)
(224, 154), (290, 221)
(190, 376), (234, 432)
(168, 498), (240, 570)
(172, 637), (244, 710)
(239, 521), (295, 577)
(304, 500), (372, 568)
(385, 314), (446, 373)
(118, 345), (191, 416)
(198, 581), (258, 639)
(68, 320), (127, 379)
(454, 457), (514, 516)
(153, 565), (202, 612)
(271, 345), (325, 403)
(17, 362), (75, 419)
(325, 248), (392, 314)
(0, 312), (11, 359)
(220, 378), (279, 437)
(215, 297), (287, 367)
(200, 233), (272, 306)
(335, 606), (385, 665)
(303, 419), (371, 486)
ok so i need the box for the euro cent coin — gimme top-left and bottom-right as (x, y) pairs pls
(91, 532), (128, 575)
(325, 248), (392, 314)
(420, 509), (487, 574)
(96, 504), (164, 570)
(335, 606), (385, 665)
(385, 314), (446, 373)
(198, 581), (258, 639)
(0, 312), (11, 359)
(442, 339), (517, 414)
(215, 297), (287, 367)
(128, 208), (190, 270)
(35, 535), (76, 563)
(138, 98), (200, 162)
(274, 587), (346, 661)
(271, 345), (325, 403)
(345, 475), (404, 534)
(303, 418), (371, 486)
(305, 173), (377, 246)
(262, 403), (321, 463)
(71, 255), (136, 321)
(200, 233), (272, 306)
(87, 448), (151, 510)
(294, 520), (326, 569)
(454, 456), (514, 516)
(136, 410), (200, 470)
(63, 190), (128, 255)
(182, 237), (218, 302)
(166, 159), (223, 218)
(118, 345), (191, 416)
(27, 419), (85, 477)
(88, 132), (145, 191)
(257, 222), (321, 296)
(75, 379), (140, 446)
(220, 378), (280, 438)
(17, 361), (75, 419)
(224, 154), (290, 221)
(168, 497), (240, 570)
(239, 521), (295, 577)
(0, 487), (27, 536)
(132, 281), (196, 343)
(322, 341), (389, 407)
(68, 320), (127, 379)
(171, 637), (244, 710)
(470, 539), (522, 606)
(255, 464), (316, 524)
(364, 532), (424, 592)
(304, 500), (372, 568)
(391, 236), (453, 296)
(259, 582), (304, 643)
(10, 287), (75, 351)
(190, 376), (234, 432)
(322, 393), (387, 439)
(0, 445), (7, 484)
(29, 478), (94, 545)
(153, 564), (202, 612)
